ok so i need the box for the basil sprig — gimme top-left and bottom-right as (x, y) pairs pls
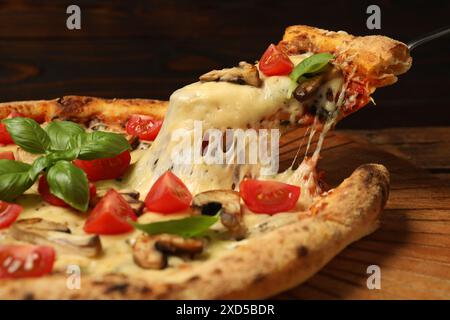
(45, 121), (84, 151)
(0, 117), (131, 211)
(0, 160), (33, 201)
(77, 131), (131, 160)
(286, 53), (334, 98)
(289, 53), (335, 83)
(3, 117), (50, 154)
(134, 214), (220, 238)
(46, 161), (90, 212)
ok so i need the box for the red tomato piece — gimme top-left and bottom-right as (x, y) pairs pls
(0, 151), (15, 160)
(0, 245), (55, 279)
(38, 175), (96, 209)
(258, 44), (294, 76)
(84, 189), (137, 235)
(73, 150), (131, 182)
(126, 115), (163, 141)
(0, 112), (24, 145)
(0, 123), (13, 144)
(239, 179), (300, 214)
(145, 171), (192, 214)
(0, 201), (22, 229)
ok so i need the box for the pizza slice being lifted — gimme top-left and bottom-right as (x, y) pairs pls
(0, 25), (411, 299)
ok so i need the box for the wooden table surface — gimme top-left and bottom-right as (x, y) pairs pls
(274, 126), (450, 299)
(343, 127), (450, 183)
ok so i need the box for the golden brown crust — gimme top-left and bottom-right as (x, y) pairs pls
(279, 25), (412, 89)
(0, 164), (389, 299)
(0, 96), (168, 125)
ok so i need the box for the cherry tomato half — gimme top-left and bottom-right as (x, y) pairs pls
(0, 151), (15, 160)
(144, 171), (192, 214)
(0, 245), (55, 279)
(126, 115), (163, 142)
(239, 179), (300, 214)
(84, 189), (137, 235)
(73, 150), (131, 182)
(0, 201), (22, 229)
(259, 44), (294, 76)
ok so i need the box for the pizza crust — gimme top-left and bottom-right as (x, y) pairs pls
(0, 96), (168, 125)
(0, 164), (389, 299)
(279, 25), (412, 89)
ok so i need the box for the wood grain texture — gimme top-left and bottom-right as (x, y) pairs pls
(274, 128), (450, 299)
(0, 0), (449, 128)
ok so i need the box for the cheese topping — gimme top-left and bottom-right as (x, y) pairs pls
(127, 76), (297, 196)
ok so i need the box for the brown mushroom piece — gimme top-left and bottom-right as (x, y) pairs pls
(127, 135), (141, 151)
(87, 119), (107, 131)
(13, 218), (71, 233)
(192, 190), (247, 239)
(132, 234), (204, 270)
(154, 234), (204, 255)
(132, 234), (167, 270)
(293, 75), (324, 102)
(119, 190), (145, 216)
(199, 61), (261, 87)
(10, 218), (102, 257)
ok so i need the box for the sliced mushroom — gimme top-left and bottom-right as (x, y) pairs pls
(87, 119), (107, 131)
(127, 135), (141, 151)
(200, 61), (261, 87)
(192, 190), (247, 239)
(14, 218), (70, 233)
(119, 190), (145, 216)
(132, 234), (167, 270)
(10, 219), (102, 257)
(96, 189), (145, 216)
(154, 234), (204, 255)
(293, 75), (324, 102)
(132, 234), (204, 270)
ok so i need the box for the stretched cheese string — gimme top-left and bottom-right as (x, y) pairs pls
(126, 57), (345, 209)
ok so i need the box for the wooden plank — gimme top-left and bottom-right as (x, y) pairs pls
(342, 127), (450, 171)
(274, 129), (450, 299)
(1, 0), (449, 40)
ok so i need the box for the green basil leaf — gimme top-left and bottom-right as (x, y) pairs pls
(133, 214), (220, 238)
(47, 149), (79, 163)
(46, 161), (89, 212)
(2, 117), (50, 154)
(0, 172), (34, 201)
(0, 160), (33, 200)
(45, 121), (84, 151)
(289, 53), (334, 83)
(29, 156), (51, 181)
(0, 160), (31, 176)
(77, 131), (130, 160)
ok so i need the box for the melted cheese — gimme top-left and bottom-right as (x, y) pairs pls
(127, 77), (295, 196)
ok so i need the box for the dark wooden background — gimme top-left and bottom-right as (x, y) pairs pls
(0, 0), (448, 129)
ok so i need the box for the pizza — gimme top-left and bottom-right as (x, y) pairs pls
(0, 25), (411, 299)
